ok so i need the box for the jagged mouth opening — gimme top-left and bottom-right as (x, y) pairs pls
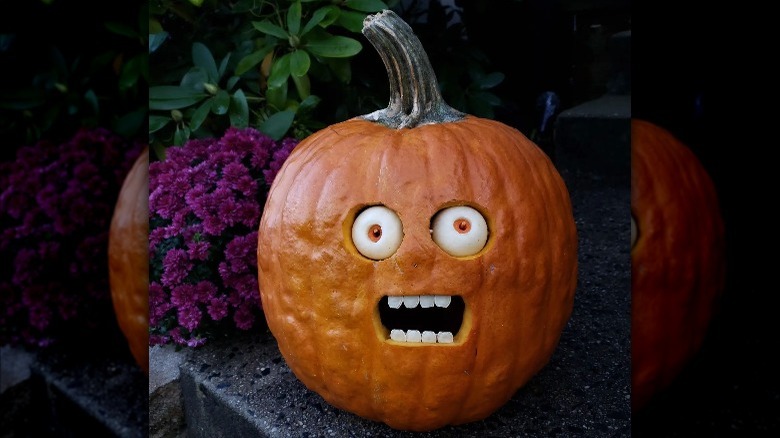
(378, 295), (465, 344)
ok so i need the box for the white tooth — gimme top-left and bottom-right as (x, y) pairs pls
(434, 295), (451, 308)
(390, 329), (407, 342)
(421, 331), (437, 343)
(403, 296), (420, 308)
(419, 295), (435, 308)
(437, 332), (454, 344)
(406, 330), (422, 342)
(387, 296), (403, 309)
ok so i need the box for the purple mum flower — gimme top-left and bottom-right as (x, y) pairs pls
(148, 127), (298, 347)
(0, 128), (143, 347)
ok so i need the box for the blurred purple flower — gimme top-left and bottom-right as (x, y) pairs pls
(0, 128), (143, 347)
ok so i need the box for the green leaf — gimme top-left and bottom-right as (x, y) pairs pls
(84, 89), (99, 114)
(149, 115), (171, 134)
(218, 53), (231, 79)
(266, 85), (287, 110)
(287, 1), (302, 35)
(0, 89), (44, 110)
(235, 46), (274, 76)
(189, 99), (212, 131)
(268, 54), (291, 89)
(119, 54), (144, 91)
(336, 10), (369, 33)
(180, 67), (209, 90)
(291, 73), (310, 99)
(149, 86), (207, 110)
(151, 142), (167, 161)
(226, 76), (240, 91)
(260, 110), (295, 140)
(174, 124), (191, 146)
(344, 0), (388, 12)
(289, 50), (310, 77)
(192, 42), (219, 82)
(229, 89), (249, 128)
(252, 20), (289, 39)
(149, 32), (168, 53)
(305, 35), (362, 58)
(477, 72), (505, 90)
(472, 91), (501, 106)
(115, 108), (146, 137)
(298, 94), (321, 113)
(302, 6), (338, 35)
(105, 21), (138, 38)
(326, 57), (352, 83)
(211, 90), (230, 115)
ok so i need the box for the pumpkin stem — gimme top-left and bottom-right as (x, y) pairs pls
(361, 10), (465, 129)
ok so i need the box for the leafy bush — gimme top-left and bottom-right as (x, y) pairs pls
(148, 0), (506, 154)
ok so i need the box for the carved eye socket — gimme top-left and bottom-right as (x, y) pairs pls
(352, 205), (403, 260)
(431, 206), (488, 257)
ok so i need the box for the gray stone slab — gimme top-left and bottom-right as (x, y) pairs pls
(553, 94), (631, 187)
(1, 346), (35, 393)
(149, 345), (188, 438)
(26, 340), (149, 437)
(178, 182), (631, 437)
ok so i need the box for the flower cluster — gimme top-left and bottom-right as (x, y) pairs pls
(149, 127), (297, 347)
(0, 128), (144, 347)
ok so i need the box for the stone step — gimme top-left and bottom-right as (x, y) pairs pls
(553, 93), (631, 187)
(1, 341), (148, 437)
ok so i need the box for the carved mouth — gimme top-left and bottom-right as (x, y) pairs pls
(378, 295), (465, 344)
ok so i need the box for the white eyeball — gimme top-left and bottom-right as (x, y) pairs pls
(352, 205), (403, 260)
(431, 206), (488, 257)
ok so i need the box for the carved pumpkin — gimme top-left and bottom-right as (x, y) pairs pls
(108, 147), (149, 374)
(631, 119), (725, 411)
(257, 11), (577, 431)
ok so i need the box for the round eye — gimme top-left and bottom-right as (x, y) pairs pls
(352, 205), (403, 260)
(631, 214), (638, 248)
(431, 206), (488, 257)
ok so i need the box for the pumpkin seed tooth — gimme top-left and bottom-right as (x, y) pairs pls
(389, 329), (454, 343)
(421, 331), (437, 343)
(434, 295), (451, 308)
(387, 296), (403, 309)
(403, 296), (420, 308)
(436, 332), (454, 343)
(419, 295), (435, 308)
(390, 329), (406, 342)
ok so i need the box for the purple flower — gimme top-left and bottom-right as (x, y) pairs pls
(149, 127), (298, 347)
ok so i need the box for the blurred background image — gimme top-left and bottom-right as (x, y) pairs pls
(1, 1), (148, 436)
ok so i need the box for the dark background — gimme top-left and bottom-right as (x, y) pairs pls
(632, 1), (777, 436)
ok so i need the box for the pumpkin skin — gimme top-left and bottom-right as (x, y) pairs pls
(631, 119), (725, 411)
(257, 11), (577, 431)
(108, 147), (149, 374)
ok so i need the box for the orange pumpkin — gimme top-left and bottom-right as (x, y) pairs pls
(257, 10), (577, 431)
(631, 119), (725, 411)
(108, 147), (149, 374)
